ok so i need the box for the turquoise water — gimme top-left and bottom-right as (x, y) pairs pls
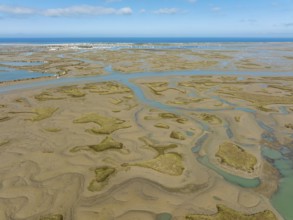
(0, 68), (53, 82)
(192, 133), (209, 153)
(262, 146), (293, 220)
(156, 213), (172, 220)
(262, 146), (283, 160)
(279, 106), (289, 114)
(0, 61), (43, 66)
(197, 156), (261, 188)
(0, 61), (293, 219)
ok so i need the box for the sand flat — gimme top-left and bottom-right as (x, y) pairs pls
(0, 44), (292, 220)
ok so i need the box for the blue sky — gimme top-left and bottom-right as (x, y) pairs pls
(0, 0), (292, 37)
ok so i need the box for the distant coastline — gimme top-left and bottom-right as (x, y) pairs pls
(1, 37), (293, 44)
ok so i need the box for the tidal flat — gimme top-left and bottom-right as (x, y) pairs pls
(0, 43), (293, 220)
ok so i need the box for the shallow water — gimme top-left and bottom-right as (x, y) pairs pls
(0, 67), (53, 82)
(0, 61), (43, 66)
(197, 156), (261, 188)
(192, 133), (209, 153)
(261, 132), (293, 220)
(156, 213), (172, 220)
(1, 64), (293, 219)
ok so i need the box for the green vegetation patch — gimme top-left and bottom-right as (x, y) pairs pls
(170, 131), (186, 140)
(168, 97), (205, 105)
(35, 91), (64, 101)
(57, 85), (86, 97)
(198, 113), (222, 125)
(84, 81), (131, 95)
(159, 113), (179, 119)
(0, 116), (11, 122)
(143, 82), (185, 95)
(186, 205), (277, 220)
(219, 90), (293, 106)
(88, 166), (116, 192)
(216, 142), (257, 173)
(139, 137), (177, 155)
(0, 140), (9, 147)
(29, 107), (58, 121)
(74, 113), (131, 134)
(154, 123), (170, 129)
(71, 136), (123, 153)
(124, 153), (184, 176)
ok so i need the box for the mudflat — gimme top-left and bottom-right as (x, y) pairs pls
(0, 44), (292, 220)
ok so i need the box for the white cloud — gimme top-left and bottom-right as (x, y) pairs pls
(153, 8), (180, 15)
(188, 0), (198, 3)
(43, 5), (132, 17)
(0, 5), (35, 15)
(0, 4), (132, 17)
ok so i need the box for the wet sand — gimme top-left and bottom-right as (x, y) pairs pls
(0, 44), (292, 220)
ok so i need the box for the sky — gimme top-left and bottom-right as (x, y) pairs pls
(0, 0), (293, 37)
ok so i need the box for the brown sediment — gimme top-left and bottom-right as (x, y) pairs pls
(186, 205), (277, 220)
(215, 142), (257, 173)
(40, 214), (63, 220)
(73, 113), (131, 134)
(44, 127), (62, 132)
(254, 161), (279, 198)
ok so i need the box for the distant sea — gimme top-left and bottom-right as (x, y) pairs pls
(0, 37), (293, 44)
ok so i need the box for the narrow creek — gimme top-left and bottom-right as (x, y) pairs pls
(0, 57), (293, 219)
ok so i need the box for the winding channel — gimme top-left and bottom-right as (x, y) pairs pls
(0, 59), (293, 220)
